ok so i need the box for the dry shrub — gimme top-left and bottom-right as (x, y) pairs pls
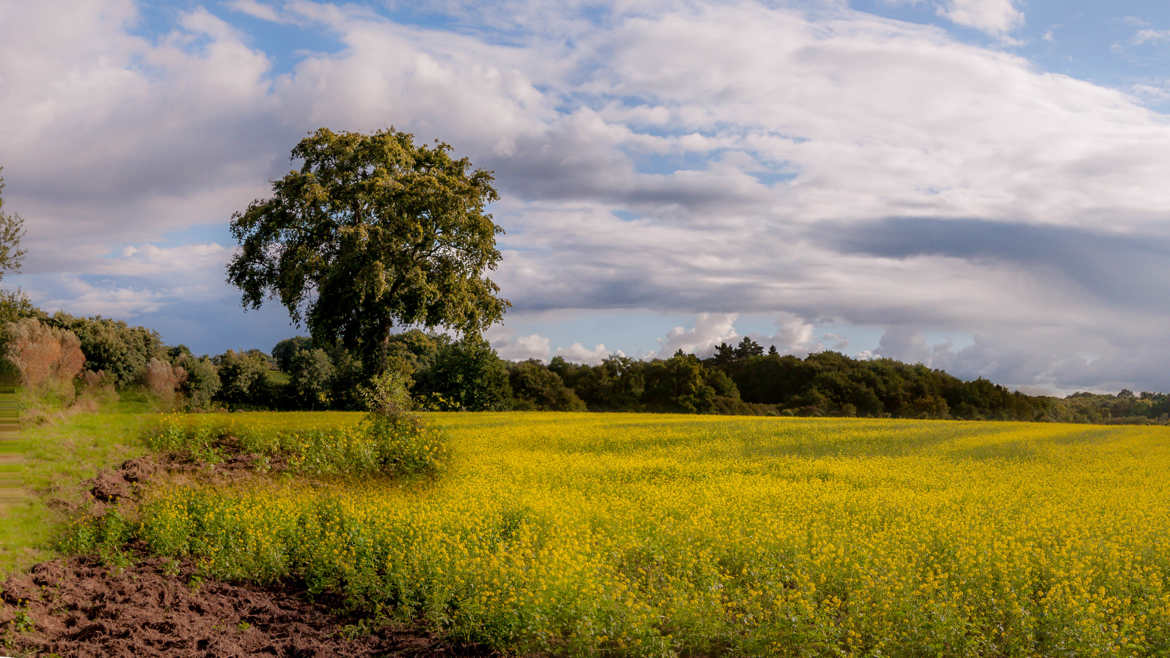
(77, 369), (118, 408)
(3, 318), (85, 391)
(142, 357), (187, 402)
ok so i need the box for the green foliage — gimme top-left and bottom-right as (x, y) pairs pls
(412, 336), (511, 411)
(272, 336), (312, 373)
(175, 354), (220, 409)
(47, 313), (165, 388)
(642, 352), (720, 413)
(556, 355), (645, 411)
(59, 507), (133, 564)
(213, 349), (271, 408)
(227, 127), (509, 373)
(11, 607), (33, 634)
(357, 369), (413, 415)
(286, 347), (335, 409)
(0, 289), (39, 328)
(508, 359), (586, 411)
(358, 411), (449, 477)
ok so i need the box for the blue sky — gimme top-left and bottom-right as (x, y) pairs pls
(6, 0), (1170, 393)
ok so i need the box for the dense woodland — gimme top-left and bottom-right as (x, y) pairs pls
(6, 298), (1168, 424)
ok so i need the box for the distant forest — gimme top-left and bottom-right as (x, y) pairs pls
(8, 301), (1167, 425)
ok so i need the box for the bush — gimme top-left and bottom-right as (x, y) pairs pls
(359, 411), (449, 477)
(175, 354), (220, 409)
(358, 369), (413, 415)
(3, 317), (85, 394)
(214, 349), (271, 408)
(142, 357), (186, 403)
(49, 313), (165, 388)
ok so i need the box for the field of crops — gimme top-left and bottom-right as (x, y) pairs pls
(86, 412), (1170, 655)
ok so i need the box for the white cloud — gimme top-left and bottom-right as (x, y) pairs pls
(1133, 28), (1170, 45)
(555, 342), (621, 365)
(762, 313), (817, 355)
(657, 313), (738, 357)
(225, 0), (289, 24)
(33, 275), (170, 317)
(936, 0), (1023, 36)
(97, 243), (231, 277)
(487, 328), (552, 361)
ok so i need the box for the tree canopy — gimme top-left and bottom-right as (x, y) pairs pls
(227, 128), (508, 370)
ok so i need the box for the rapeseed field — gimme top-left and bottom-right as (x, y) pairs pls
(121, 413), (1170, 655)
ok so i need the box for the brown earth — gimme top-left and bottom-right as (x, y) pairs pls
(0, 443), (491, 657)
(0, 555), (488, 657)
(75, 446), (282, 515)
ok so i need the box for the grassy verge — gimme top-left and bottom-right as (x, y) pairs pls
(0, 397), (154, 575)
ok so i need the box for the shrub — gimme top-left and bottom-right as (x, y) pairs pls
(358, 369), (413, 415)
(359, 410), (449, 477)
(76, 368), (118, 409)
(142, 357), (186, 403)
(214, 349), (271, 408)
(175, 354), (220, 409)
(3, 317), (85, 393)
(49, 313), (165, 388)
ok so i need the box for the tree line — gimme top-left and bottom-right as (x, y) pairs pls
(4, 304), (1165, 425)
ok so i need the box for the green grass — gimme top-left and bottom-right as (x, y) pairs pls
(0, 399), (154, 575)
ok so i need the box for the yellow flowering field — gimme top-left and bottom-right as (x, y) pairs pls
(113, 413), (1170, 654)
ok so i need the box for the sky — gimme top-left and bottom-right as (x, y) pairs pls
(5, 0), (1170, 394)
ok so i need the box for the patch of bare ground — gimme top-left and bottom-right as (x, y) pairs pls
(0, 555), (488, 657)
(1, 441), (490, 657)
(61, 443), (287, 517)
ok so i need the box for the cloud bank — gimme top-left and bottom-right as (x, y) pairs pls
(5, 1), (1170, 391)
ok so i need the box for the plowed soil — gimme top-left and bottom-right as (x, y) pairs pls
(0, 555), (486, 657)
(1, 441), (490, 657)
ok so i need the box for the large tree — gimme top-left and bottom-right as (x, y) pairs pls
(227, 128), (508, 370)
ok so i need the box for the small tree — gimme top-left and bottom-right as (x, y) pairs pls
(289, 347), (336, 409)
(175, 354), (220, 409)
(0, 168), (27, 283)
(272, 336), (312, 373)
(228, 128), (508, 373)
